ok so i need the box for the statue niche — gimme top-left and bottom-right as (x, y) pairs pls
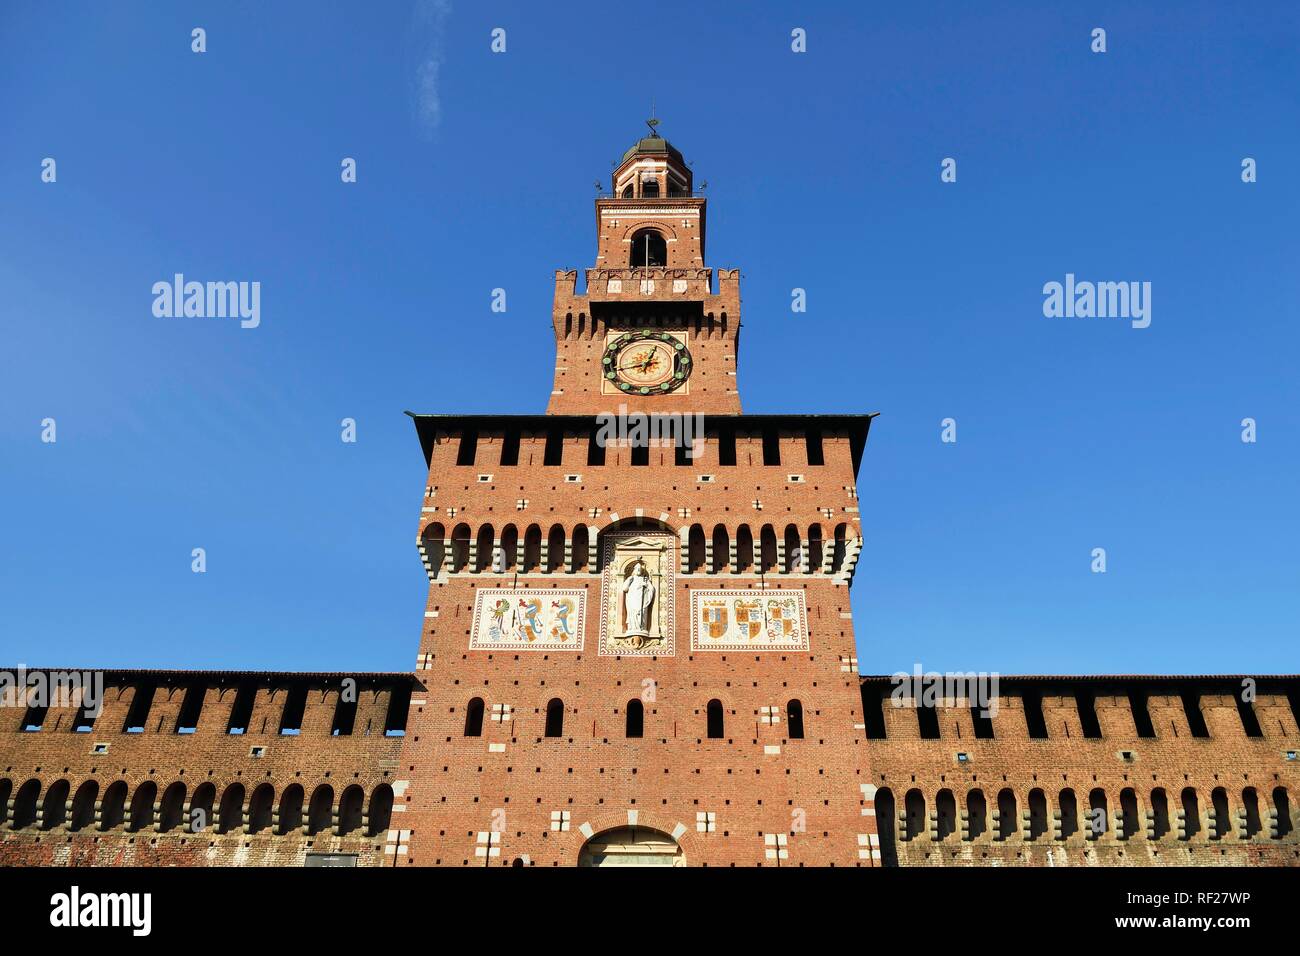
(603, 533), (672, 653)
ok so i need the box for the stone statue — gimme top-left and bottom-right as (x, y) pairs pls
(622, 559), (656, 637)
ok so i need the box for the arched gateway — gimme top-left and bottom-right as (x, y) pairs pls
(577, 827), (686, 867)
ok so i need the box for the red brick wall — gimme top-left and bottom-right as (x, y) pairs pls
(859, 678), (1300, 866)
(0, 673), (411, 867)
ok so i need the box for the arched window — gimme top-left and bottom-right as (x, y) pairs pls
(706, 699), (724, 739)
(247, 784), (275, 834)
(420, 522), (446, 578)
(99, 781), (128, 831)
(875, 787), (898, 865)
(1027, 788), (1049, 840)
(1242, 787), (1262, 839)
(711, 525), (729, 573)
(903, 789), (926, 841)
(278, 784), (304, 835)
(734, 526), (754, 573)
(0, 779), (10, 827)
(1119, 788), (1140, 840)
(40, 780), (69, 831)
(808, 524), (824, 572)
(159, 783), (186, 833)
(464, 697), (485, 737)
(831, 523), (849, 573)
(935, 789), (957, 841)
(1058, 788), (1079, 840)
(450, 523), (471, 572)
(474, 525), (495, 572)
(572, 526), (589, 572)
(641, 180), (660, 199)
(1211, 787), (1231, 840)
(547, 525), (566, 572)
(499, 525), (518, 571)
(69, 781), (98, 832)
(307, 785), (334, 835)
(625, 699), (644, 738)
(759, 525), (778, 574)
(368, 784), (394, 836)
(966, 789), (987, 841)
(1273, 787), (1293, 839)
(544, 698), (564, 738)
(11, 779), (40, 830)
(127, 781), (157, 833)
(1150, 788), (1170, 841)
(1180, 788), (1201, 840)
(786, 699), (805, 739)
(189, 782), (215, 833)
(218, 783), (245, 834)
(523, 525), (541, 571)
(688, 525), (706, 573)
(338, 785), (365, 835)
(996, 788), (1018, 841)
(783, 525), (801, 573)
(1087, 788), (1109, 840)
(629, 228), (666, 267)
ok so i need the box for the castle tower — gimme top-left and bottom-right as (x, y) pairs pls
(401, 128), (876, 866)
(548, 130), (739, 417)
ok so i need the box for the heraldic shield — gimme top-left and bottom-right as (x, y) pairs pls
(690, 589), (810, 652)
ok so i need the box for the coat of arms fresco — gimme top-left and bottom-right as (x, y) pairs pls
(690, 589), (809, 652)
(469, 588), (586, 651)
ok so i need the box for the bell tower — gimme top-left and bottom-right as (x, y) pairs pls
(401, 126), (874, 868)
(548, 125), (741, 416)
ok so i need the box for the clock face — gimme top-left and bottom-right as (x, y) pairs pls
(602, 331), (692, 395)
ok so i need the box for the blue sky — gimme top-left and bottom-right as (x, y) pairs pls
(2, 1), (1297, 675)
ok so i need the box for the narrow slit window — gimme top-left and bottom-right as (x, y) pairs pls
(1076, 691), (1103, 739)
(175, 685), (205, 734)
(279, 686), (307, 736)
(331, 689), (358, 736)
(456, 429), (479, 466)
(1023, 692), (1048, 739)
(122, 684), (156, 734)
(805, 429), (824, 466)
(384, 684), (411, 737)
(227, 684), (256, 735)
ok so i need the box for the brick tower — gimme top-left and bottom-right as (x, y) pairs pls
(400, 128), (876, 866)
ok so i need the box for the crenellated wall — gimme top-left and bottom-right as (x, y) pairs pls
(859, 676), (1300, 866)
(0, 670), (416, 867)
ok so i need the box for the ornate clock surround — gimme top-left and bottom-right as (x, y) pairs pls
(600, 329), (692, 396)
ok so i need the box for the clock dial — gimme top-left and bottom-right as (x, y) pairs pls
(602, 332), (692, 394)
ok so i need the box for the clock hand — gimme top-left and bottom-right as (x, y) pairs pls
(616, 352), (657, 372)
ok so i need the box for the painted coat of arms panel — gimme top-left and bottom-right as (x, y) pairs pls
(690, 589), (809, 652)
(469, 588), (586, 651)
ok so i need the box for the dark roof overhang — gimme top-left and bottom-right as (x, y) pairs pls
(406, 411), (878, 477)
